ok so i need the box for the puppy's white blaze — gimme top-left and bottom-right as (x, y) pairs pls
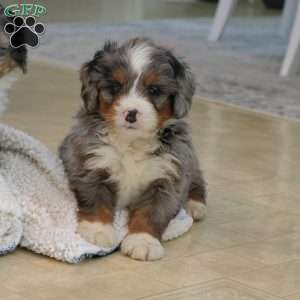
(129, 44), (152, 74)
(85, 136), (179, 209)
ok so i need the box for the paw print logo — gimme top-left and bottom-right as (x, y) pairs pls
(4, 16), (45, 48)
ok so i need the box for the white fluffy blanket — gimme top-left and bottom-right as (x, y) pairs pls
(0, 124), (193, 263)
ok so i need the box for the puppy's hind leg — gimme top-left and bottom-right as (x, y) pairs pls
(187, 170), (207, 222)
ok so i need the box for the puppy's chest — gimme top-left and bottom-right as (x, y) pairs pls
(86, 139), (178, 208)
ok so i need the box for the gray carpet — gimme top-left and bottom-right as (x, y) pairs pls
(31, 17), (300, 119)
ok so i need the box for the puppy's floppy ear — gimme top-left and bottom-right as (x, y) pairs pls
(80, 61), (99, 112)
(80, 40), (118, 112)
(168, 52), (195, 118)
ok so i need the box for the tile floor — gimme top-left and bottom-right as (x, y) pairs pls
(0, 62), (300, 300)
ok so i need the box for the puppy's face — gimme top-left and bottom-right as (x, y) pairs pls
(80, 38), (194, 137)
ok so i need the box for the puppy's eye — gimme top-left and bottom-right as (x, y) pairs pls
(109, 81), (122, 95)
(147, 85), (161, 97)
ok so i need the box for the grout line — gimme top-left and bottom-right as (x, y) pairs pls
(284, 291), (300, 298)
(133, 277), (227, 300)
(227, 278), (286, 299)
(228, 257), (300, 282)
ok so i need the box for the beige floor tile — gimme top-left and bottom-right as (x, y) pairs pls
(163, 222), (257, 259)
(13, 284), (114, 300)
(285, 293), (300, 300)
(230, 260), (300, 297)
(220, 212), (300, 241)
(140, 257), (222, 288)
(187, 249), (266, 276)
(0, 289), (23, 300)
(3, 266), (172, 300)
(140, 279), (283, 300)
(205, 196), (280, 225)
(227, 233), (300, 265)
(210, 178), (300, 202)
(204, 170), (233, 187)
(252, 193), (300, 215)
(80, 271), (173, 300)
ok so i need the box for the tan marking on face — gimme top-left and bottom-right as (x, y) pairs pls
(157, 98), (173, 128)
(143, 71), (160, 86)
(78, 206), (114, 224)
(99, 95), (120, 125)
(128, 206), (160, 239)
(112, 68), (128, 84)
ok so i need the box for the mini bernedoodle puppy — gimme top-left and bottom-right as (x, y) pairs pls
(59, 38), (207, 261)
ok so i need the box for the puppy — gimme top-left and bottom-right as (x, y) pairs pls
(0, 5), (27, 77)
(59, 38), (206, 261)
(0, 5), (26, 115)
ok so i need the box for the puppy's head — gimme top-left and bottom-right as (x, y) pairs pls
(80, 38), (194, 137)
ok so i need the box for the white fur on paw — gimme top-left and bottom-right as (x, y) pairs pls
(78, 221), (117, 248)
(187, 200), (207, 221)
(121, 233), (164, 261)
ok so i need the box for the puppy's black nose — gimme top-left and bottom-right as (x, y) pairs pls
(125, 109), (138, 123)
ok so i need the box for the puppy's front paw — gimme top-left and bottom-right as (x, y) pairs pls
(121, 233), (164, 261)
(78, 221), (117, 248)
(187, 200), (207, 221)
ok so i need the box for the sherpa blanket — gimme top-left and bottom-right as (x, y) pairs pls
(0, 124), (193, 263)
